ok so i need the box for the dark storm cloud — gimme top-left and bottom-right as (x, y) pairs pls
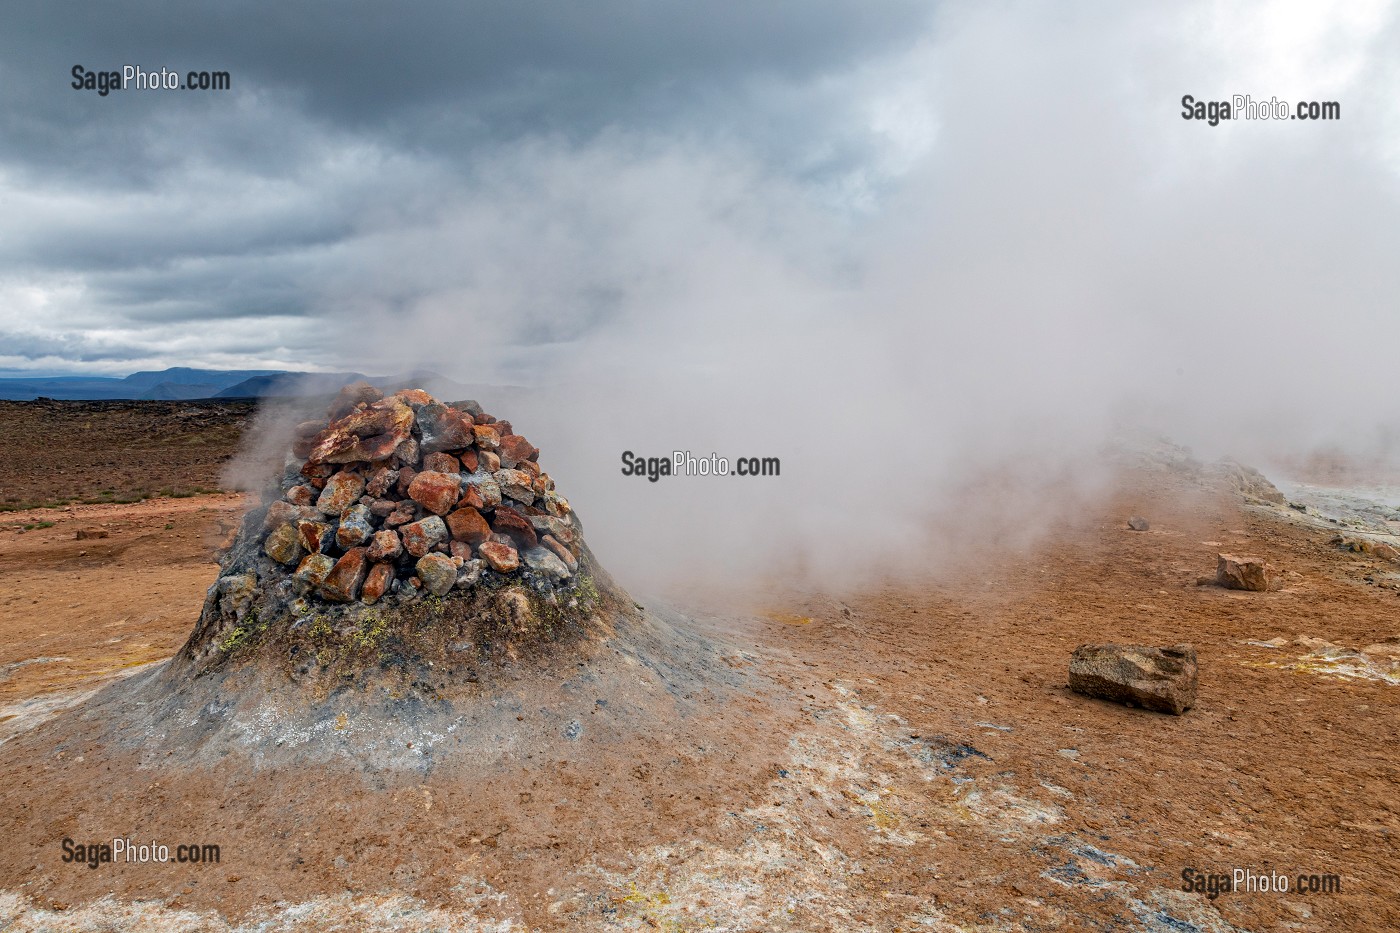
(0, 0), (934, 371)
(1, 0), (934, 173)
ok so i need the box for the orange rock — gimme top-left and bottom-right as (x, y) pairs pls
(498, 434), (538, 465)
(479, 540), (520, 573)
(423, 451), (460, 474)
(491, 505), (538, 550)
(320, 548), (369, 602)
(306, 397), (414, 464)
(472, 424), (501, 450)
(361, 562), (395, 604)
(407, 470), (460, 515)
(446, 506), (492, 545)
(366, 528), (403, 562)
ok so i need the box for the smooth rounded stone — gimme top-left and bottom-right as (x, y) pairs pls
(400, 515), (448, 558)
(296, 519), (334, 554)
(446, 505), (492, 545)
(418, 403), (476, 454)
(335, 504), (375, 549)
(455, 558), (484, 589)
(361, 562), (395, 604)
(366, 528), (403, 562)
(316, 471), (366, 516)
(522, 546), (572, 581)
(292, 553), (336, 592)
(319, 547), (369, 602)
(478, 540), (520, 573)
(416, 553), (458, 596)
(1216, 553), (1271, 592)
(491, 505), (538, 549)
(262, 522), (304, 566)
(407, 470), (461, 515)
(461, 473), (502, 509)
(1068, 643), (1198, 715)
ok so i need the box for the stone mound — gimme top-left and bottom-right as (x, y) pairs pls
(170, 382), (624, 691)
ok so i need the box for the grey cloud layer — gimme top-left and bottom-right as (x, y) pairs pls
(0, 0), (933, 369)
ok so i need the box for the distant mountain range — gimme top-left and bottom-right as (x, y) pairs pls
(0, 368), (505, 402)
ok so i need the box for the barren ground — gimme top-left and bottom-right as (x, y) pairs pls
(0, 407), (1397, 931)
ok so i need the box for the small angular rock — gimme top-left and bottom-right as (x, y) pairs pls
(479, 540), (520, 573)
(1216, 553), (1271, 592)
(262, 522), (304, 566)
(335, 504), (375, 549)
(498, 434), (538, 467)
(416, 553), (458, 596)
(400, 515), (448, 558)
(1069, 643), (1198, 714)
(491, 505), (539, 550)
(316, 471), (366, 516)
(408, 470), (460, 515)
(422, 451), (460, 474)
(361, 562), (395, 604)
(319, 548), (369, 602)
(446, 506), (492, 545)
(293, 553), (336, 591)
(541, 534), (579, 571)
(367, 528), (403, 562)
(297, 519), (334, 554)
(285, 485), (317, 507)
(365, 466), (399, 498)
(472, 424), (501, 450)
(418, 403), (476, 454)
(522, 546), (572, 581)
(1127, 516), (1150, 531)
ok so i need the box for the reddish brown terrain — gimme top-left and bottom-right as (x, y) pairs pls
(0, 402), (1397, 931)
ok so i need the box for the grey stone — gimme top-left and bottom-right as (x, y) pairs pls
(522, 546), (572, 582)
(416, 553), (458, 596)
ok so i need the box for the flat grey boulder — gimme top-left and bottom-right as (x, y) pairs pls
(1069, 643), (1197, 715)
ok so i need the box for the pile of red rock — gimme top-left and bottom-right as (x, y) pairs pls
(258, 383), (580, 605)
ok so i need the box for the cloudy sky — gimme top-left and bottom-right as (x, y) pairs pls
(4, 0), (1392, 384)
(6, 1), (1400, 584)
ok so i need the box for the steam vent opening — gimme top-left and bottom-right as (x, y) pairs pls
(120, 381), (740, 771)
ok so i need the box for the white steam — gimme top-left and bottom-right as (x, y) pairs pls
(293, 0), (1400, 593)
